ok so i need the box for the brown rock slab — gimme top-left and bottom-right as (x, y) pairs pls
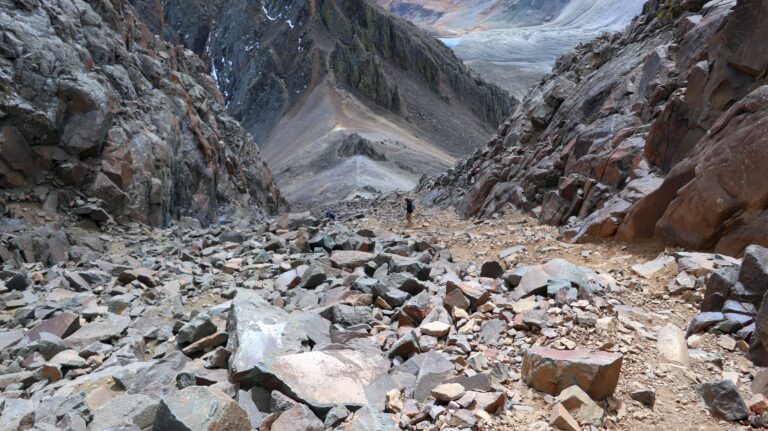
(522, 347), (623, 400)
(25, 312), (81, 341)
(656, 324), (690, 366)
(550, 403), (580, 431)
(330, 251), (374, 269)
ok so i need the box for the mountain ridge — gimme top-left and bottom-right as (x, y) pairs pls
(131, 0), (515, 205)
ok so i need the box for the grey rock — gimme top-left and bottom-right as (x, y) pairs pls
(89, 394), (159, 431)
(738, 245), (768, 298)
(270, 404), (323, 431)
(176, 313), (216, 346)
(686, 312), (725, 338)
(153, 386), (250, 430)
(694, 380), (749, 421)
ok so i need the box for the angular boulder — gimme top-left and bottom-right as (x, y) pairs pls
(331, 251), (375, 269)
(89, 394), (159, 431)
(749, 290), (768, 366)
(64, 313), (130, 350)
(245, 349), (397, 414)
(521, 347), (623, 400)
(24, 312), (81, 342)
(227, 289), (327, 385)
(154, 386), (250, 430)
(694, 380), (749, 421)
(656, 325), (690, 366)
(739, 245), (768, 298)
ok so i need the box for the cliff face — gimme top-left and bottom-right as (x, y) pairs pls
(130, 0), (514, 204)
(0, 0), (286, 226)
(419, 0), (768, 256)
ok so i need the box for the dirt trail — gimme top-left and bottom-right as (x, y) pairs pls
(349, 205), (755, 430)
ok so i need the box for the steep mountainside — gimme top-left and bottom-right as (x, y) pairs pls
(131, 0), (514, 205)
(0, 0), (285, 226)
(419, 0), (768, 256)
(378, 0), (646, 98)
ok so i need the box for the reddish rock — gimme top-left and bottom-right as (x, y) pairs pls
(25, 312), (81, 341)
(330, 251), (375, 269)
(271, 404), (323, 431)
(550, 403), (580, 431)
(521, 347), (623, 400)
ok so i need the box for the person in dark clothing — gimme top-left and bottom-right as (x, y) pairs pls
(324, 210), (337, 221)
(404, 198), (414, 227)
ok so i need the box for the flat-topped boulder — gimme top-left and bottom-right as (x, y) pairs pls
(522, 347), (623, 400)
(154, 386), (250, 430)
(331, 251), (375, 269)
(246, 349), (397, 414)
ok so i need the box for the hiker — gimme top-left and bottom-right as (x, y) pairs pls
(324, 210), (337, 221)
(405, 197), (414, 227)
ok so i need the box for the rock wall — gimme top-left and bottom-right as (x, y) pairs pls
(0, 0), (286, 226)
(419, 0), (768, 256)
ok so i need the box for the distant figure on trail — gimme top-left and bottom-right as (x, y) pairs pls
(324, 210), (337, 221)
(405, 197), (415, 227)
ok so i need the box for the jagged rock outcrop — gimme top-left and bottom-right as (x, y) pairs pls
(131, 0), (514, 204)
(419, 0), (768, 256)
(0, 0), (285, 226)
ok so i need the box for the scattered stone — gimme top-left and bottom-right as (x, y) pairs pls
(656, 325), (690, 366)
(556, 385), (604, 425)
(480, 261), (504, 278)
(420, 321), (450, 337)
(631, 256), (676, 278)
(431, 383), (465, 402)
(550, 403), (580, 431)
(630, 388), (656, 408)
(694, 380), (749, 421)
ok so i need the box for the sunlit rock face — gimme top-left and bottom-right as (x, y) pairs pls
(377, 0), (646, 98)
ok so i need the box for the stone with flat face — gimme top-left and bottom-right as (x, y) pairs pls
(154, 386), (250, 431)
(656, 325), (690, 366)
(331, 251), (375, 269)
(64, 313), (130, 350)
(694, 380), (749, 421)
(522, 347), (623, 400)
(89, 394), (159, 431)
(248, 349), (397, 414)
(227, 289), (327, 385)
(513, 265), (549, 300)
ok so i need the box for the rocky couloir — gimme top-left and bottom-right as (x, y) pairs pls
(418, 0), (768, 257)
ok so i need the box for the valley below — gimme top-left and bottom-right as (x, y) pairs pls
(377, 0), (647, 98)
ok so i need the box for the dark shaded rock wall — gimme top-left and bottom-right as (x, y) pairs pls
(0, 0), (286, 226)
